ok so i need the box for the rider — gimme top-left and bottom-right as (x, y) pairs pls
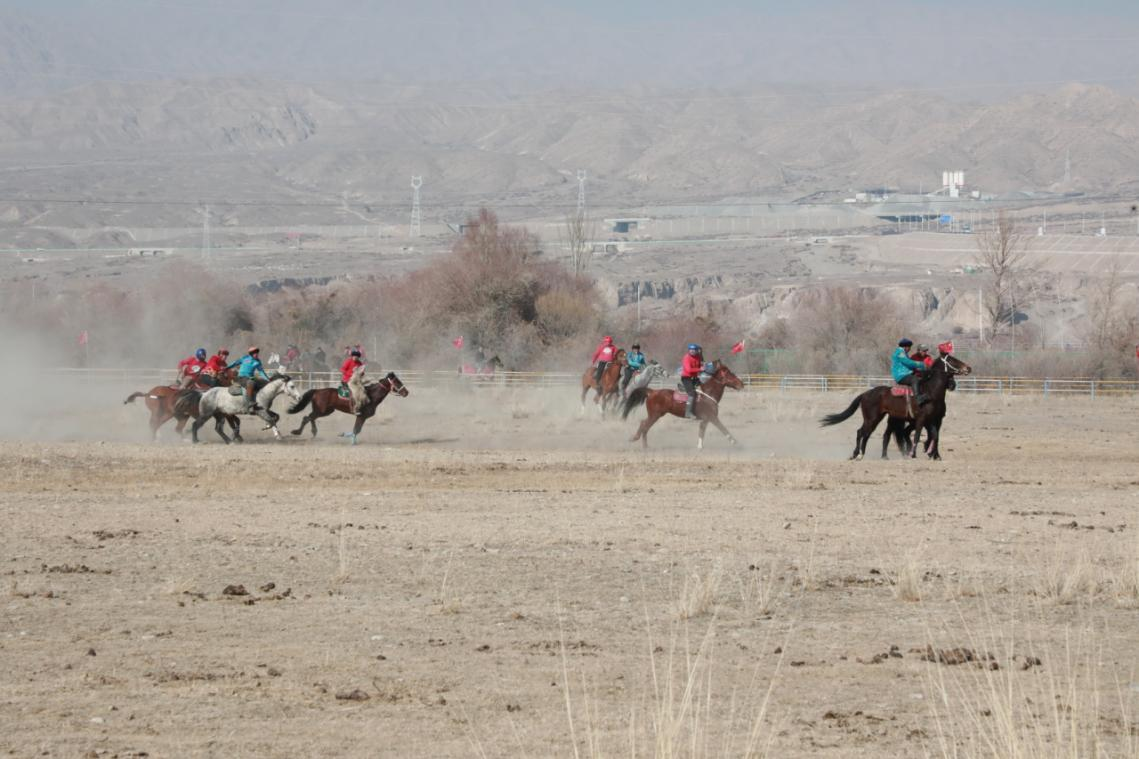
(621, 343), (647, 399)
(176, 348), (208, 389)
(680, 343), (704, 419)
(199, 348), (230, 388)
(227, 346), (270, 411)
(284, 344), (300, 367)
(591, 336), (618, 388)
(911, 343), (934, 370)
(339, 348), (366, 414)
(891, 338), (929, 405)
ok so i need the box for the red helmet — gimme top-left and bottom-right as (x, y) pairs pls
(603, 336), (613, 344)
(938, 341), (954, 355)
(218, 348), (230, 356)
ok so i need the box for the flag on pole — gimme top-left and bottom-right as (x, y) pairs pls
(731, 339), (745, 354)
(78, 330), (89, 346)
(452, 336), (464, 349)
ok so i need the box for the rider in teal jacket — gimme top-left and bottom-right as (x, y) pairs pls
(621, 343), (648, 399)
(891, 338), (927, 403)
(227, 346), (270, 408)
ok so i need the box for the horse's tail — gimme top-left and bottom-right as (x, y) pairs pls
(621, 387), (650, 420)
(819, 393), (864, 427)
(124, 391), (146, 405)
(288, 388), (315, 414)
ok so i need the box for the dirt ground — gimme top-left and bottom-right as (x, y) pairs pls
(1, 384), (1138, 757)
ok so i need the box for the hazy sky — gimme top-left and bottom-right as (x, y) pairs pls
(5, 0), (1139, 94)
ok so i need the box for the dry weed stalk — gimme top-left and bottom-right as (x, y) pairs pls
(891, 554), (924, 603)
(1035, 545), (1097, 606)
(675, 561), (724, 620)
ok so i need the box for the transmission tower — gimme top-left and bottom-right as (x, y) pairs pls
(409, 176), (422, 238)
(200, 204), (211, 261)
(576, 169), (587, 216)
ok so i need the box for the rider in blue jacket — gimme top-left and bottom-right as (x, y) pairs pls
(891, 338), (928, 405)
(620, 343), (647, 400)
(227, 346), (270, 410)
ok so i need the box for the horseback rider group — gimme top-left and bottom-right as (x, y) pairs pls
(174, 343), (372, 416)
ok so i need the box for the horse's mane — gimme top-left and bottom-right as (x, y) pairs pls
(265, 372), (290, 383)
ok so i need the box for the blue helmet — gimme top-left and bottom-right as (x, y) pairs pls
(195, 348), (207, 360)
(688, 343), (700, 351)
(898, 338), (913, 348)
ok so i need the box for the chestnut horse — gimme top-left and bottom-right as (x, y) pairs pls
(580, 348), (626, 416)
(621, 360), (745, 449)
(288, 372), (409, 445)
(124, 369), (236, 441)
(820, 350), (971, 460)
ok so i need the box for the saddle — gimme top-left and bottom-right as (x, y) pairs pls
(337, 384), (351, 399)
(890, 386), (914, 397)
(228, 385), (245, 396)
(672, 391), (693, 404)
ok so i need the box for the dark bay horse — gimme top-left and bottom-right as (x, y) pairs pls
(621, 360), (745, 449)
(580, 348), (626, 416)
(288, 372), (409, 445)
(820, 351), (971, 460)
(124, 369), (236, 441)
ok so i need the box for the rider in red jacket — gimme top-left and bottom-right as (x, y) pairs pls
(591, 336), (617, 387)
(176, 349), (208, 389)
(339, 349), (366, 413)
(680, 343), (704, 419)
(199, 349), (230, 388)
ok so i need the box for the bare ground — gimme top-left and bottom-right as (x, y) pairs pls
(1, 386), (1137, 757)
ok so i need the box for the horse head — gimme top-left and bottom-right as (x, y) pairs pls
(712, 360), (745, 390)
(615, 348), (627, 365)
(386, 371), (410, 398)
(938, 352), (972, 376)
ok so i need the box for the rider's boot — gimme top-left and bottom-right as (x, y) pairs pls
(245, 385), (257, 413)
(915, 392), (927, 405)
(685, 396), (697, 419)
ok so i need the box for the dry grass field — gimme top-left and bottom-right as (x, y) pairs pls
(1, 383), (1137, 757)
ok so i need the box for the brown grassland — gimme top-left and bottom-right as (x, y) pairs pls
(1, 384), (1137, 757)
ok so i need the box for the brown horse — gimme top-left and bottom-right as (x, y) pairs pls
(621, 360), (745, 449)
(820, 351), (971, 460)
(124, 369), (236, 441)
(580, 348), (626, 416)
(288, 372), (409, 445)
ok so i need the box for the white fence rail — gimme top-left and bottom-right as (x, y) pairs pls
(59, 368), (1139, 398)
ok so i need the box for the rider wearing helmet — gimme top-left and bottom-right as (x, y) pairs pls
(591, 336), (618, 388)
(199, 348), (231, 388)
(176, 348), (208, 389)
(339, 348), (366, 414)
(892, 338), (929, 405)
(910, 343), (934, 370)
(227, 346), (270, 411)
(680, 343), (704, 419)
(621, 343), (647, 400)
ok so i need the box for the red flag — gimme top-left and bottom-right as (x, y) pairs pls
(77, 330), (89, 346)
(731, 339), (745, 354)
(452, 336), (464, 349)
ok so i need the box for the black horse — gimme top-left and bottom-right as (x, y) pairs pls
(821, 351), (972, 460)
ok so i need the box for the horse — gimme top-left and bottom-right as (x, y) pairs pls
(621, 360), (745, 450)
(880, 376), (958, 459)
(820, 351), (971, 460)
(288, 372), (409, 445)
(124, 369), (236, 441)
(190, 374), (301, 444)
(580, 348), (627, 416)
(623, 360), (668, 397)
(459, 355), (503, 381)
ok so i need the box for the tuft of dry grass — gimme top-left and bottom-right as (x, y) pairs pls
(674, 561), (723, 620)
(1034, 544), (1097, 606)
(891, 553), (925, 603)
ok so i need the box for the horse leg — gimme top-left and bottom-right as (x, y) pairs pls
(291, 415), (309, 436)
(632, 410), (663, 450)
(213, 415), (231, 445)
(229, 416), (243, 443)
(350, 415), (367, 446)
(910, 418), (923, 459)
(697, 420), (708, 450)
(927, 422), (941, 460)
(190, 415), (207, 444)
(709, 416), (738, 446)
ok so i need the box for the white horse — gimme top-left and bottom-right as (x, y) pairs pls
(191, 374), (302, 444)
(624, 360), (668, 397)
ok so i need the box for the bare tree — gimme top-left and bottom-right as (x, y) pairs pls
(975, 211), (1032, 342)
(561, 210), (595, 276)
(1086, 255), (1138, 350)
